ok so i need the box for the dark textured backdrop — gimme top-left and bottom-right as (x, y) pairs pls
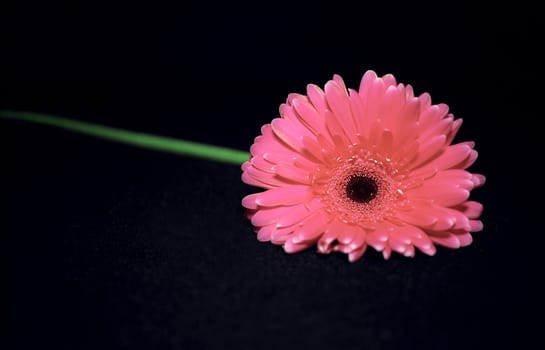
(2, 2), (538, 349)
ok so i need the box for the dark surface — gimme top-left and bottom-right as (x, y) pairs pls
(2, 2), (539, 349)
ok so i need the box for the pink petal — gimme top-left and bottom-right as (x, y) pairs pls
(257, 225), (275, 241)
(419, 103), (449, 132)
(338, 224), (365, 245)
(362, 77), (386, 140)
(333, 242), (356, 254)
(242, 161), (288, 188)
(408, 185), (470, 207)
(398, 225), (436, 255)
(348, 244), (368, 262)
(405, 84), (415, 99)
(395, 210), (438, 228)
(332, 74), (347, 90)
(418, 115), (454, 141)
(402, 244), (416, 257)
(242, 193), (260, 209)
(328, 133), (350, 159)
(457, 233), (473, 247)
(271, 117), (305, 152)
(348, 229), (367, 251)
(271, 226), (296, 244)
(366, 229), (388, 251)
(392, 140), (420, 170)
(250, 124), (294, 156)
(279, 100), (297, 120)
(418, 170), (475, 192)
(458, 150), (479, 170)
(262, 149), (315, 171)
(290, 211), (329, 244)
(348, 88), (364, 134)
(241, 168), (275, 189)
(377, 129), (394, 159)
(409, 135), (447, 168)
(392, 97), (420, 148)
(380, 84), (405, 130)
(250, 202), (311, 227)
(255, 185), (309, 207)
(445, 118), (463, 145)
(318, 220), (345, 253)
(283, 239), (313, 254)
(382, 246), (392, 260)
(400, 203), (468, 231)
(358, 70), (378, 95)
(301, 135), (332, 164)
(324, 108), (349, 143)
(250, 155), (276, 172)
(274, 164), (311, 185)
(428, 232), (461, 249)
(279, 103), (327, 150)
(306, 84), (327, 112)
(418, 92), (432, 109)
(325, 80), (358, 143)
(441, 207), (472, 231)
(256, 152), (298, 165)
(471, 174), (486, 188)
(286, 92), (308, 105)
(291, 97), (327, 136)
(388, 234), (411, 255)
(412, 142), (474, 173)
(469, 220), (484, 232)
(366, 114), (384, 148)
(250, 206), (287, 227)
(431, 213), (456, 231)
(419, 243), (437, 256)
(382, 74), (397, 87)
(430, 169), (472, 182)
(455, 201), (484, 219)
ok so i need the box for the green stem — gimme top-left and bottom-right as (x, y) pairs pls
(0, 110), (250, 165)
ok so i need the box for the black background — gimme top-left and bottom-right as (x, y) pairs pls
(2, 2), (540, 349)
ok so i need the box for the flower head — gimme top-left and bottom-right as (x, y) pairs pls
(242, 71), (485, 262)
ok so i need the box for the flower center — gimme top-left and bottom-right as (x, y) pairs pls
(346, 175), (378, 203)
(312, 155), (402, 226)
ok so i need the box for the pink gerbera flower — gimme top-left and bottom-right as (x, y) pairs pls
(242, 70), (485, 262)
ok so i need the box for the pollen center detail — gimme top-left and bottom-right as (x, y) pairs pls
(315, 156), (400, 225)
(346, 175), (378, 203)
